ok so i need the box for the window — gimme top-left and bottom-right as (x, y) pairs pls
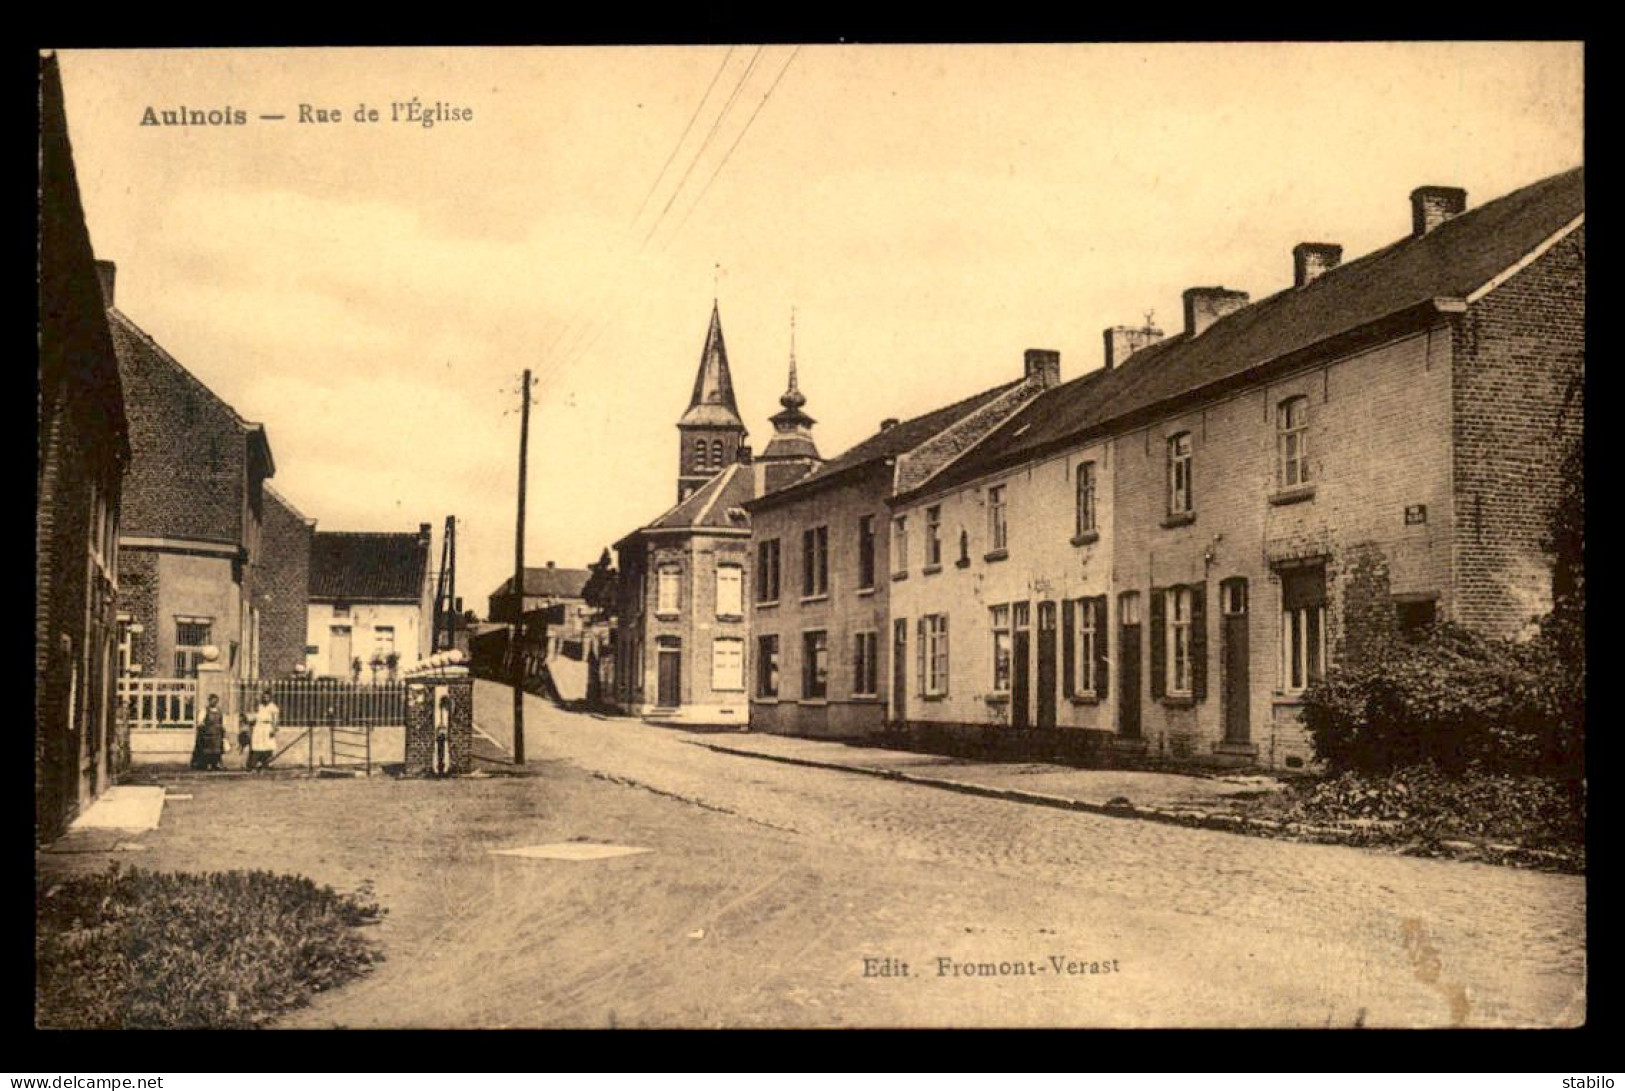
(1075, 461), (1097, 536)
(1168, 433), (1193, 516)
(1119, 590), (1141, 627)
(1277, 396), (1310, 489)
(716, 565), (743, 618)
(657, 565), (681, 615)
(926, 506), (943, 567)
(756, 539), (781, 603)
(756, 635), (780, 697)
(333, 603), (351, 618)
(919, 614), (949, 697)
(694, 438), (707, 469)
(1075, 598), (1100, 695)
(802, 630), (829, 699)
(853, 631), (879, 697)
(858, 515), (876, 590)
(711, 439), (724, 468)
(712, 637), (744, 691)
(892, 516), (909, 576)
(990, 605), (1012, 693)
(374, 626), (395, 655)
(802, 525), (829, 597)
(174, 617), (213, 677)
(1167, 587), (1193, 695)
(1280, 566), (1327, 693)
(987, 485), (1008, 552)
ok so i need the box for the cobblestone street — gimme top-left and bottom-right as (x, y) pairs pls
(471, 683), (1585, 1028)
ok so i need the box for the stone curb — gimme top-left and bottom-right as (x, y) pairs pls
(687, 740), (1583, 873)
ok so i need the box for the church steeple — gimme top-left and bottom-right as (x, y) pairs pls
(758, 307), (821, 492)
(676, 301), (749, 503)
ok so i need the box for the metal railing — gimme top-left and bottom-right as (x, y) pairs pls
(235, 678), (406, 728)
(118, 678), (198, 730)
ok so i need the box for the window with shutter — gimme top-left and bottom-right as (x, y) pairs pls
(1061, 599), (1076, 697)
(1149, 588), (1166, 699)
(1094, 596), (1110, 700)
(1190, 582), (1208, 700)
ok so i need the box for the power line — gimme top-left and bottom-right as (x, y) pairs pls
(631, 46), (737, 227)
(664, 46), (801, 248)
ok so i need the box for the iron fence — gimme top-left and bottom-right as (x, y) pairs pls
(236, 678), (406, 728)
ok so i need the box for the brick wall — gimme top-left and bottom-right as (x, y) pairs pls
(117, 549), (161, 675)
(256, 489), (313, 679)
(110, 312), (246, 545)
(1452, 226), (1585, 639)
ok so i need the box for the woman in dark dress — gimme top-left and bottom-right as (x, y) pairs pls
(191, 695), (227, 771)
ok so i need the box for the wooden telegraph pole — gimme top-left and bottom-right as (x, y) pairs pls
(512, 368), (531, 765)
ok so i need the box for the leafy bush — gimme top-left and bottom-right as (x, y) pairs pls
(1300, 622), (1580, 775)
(36, 864), (384, 1029)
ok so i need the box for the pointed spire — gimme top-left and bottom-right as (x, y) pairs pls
(680, 300), (744, 427)
(780, 305), (806, 413)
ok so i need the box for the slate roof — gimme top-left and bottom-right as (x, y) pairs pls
(679, 302), (746, 430)
(309, 531), (428, 602)
(617, 463), (755, 549)
(907, 166), (1584, 501)
(747, 378), (1024, 509)
(490, 566), (593, 600)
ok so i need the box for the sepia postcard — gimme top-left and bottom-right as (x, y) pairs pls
(36, 42), (1584, 1031)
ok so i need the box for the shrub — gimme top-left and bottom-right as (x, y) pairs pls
(36, 864), (384, 1029)
(1301, 622), (1580, 775)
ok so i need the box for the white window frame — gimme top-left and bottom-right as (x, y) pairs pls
(1281, 599), (1328, 695)
(803, 629), (829, 699)
(716, 564), (744, 618)
(712, 637), (745, 692)
(1168, 433), (1193, 516)
(988, 485), (1008, 551)
(656, 565), (682, 616)
(1166, 587), (1192, 697)
(990, 604), (1012, 694)
(1075, 597), (1099, 696)
(1075, 461), (1097, 536)
(926, 505), (943, 567)
(174, 616), (213, 678)
(924, 613), (949, 697)
(1277, 396), (1311, 489)
(891, 516), (909, 576)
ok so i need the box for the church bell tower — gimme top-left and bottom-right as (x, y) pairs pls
(676, 301), (749, 503)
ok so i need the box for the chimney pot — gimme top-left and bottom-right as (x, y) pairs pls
(879, 418), (899, 432)
(419, 522), (432, 539)
(1410, 186), (1467, 237)
(547, 560), (555, 568)
(1293, 243), (1343, 287)
(1103, 325), (1165, 370)
(1024, 348), (1061, 389)
(1182, 287), (1250, 337)
(95, 260), (115, 307)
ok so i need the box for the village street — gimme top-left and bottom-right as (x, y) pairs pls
(41, 681), (1584, 1029)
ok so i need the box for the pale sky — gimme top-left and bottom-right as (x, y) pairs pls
(53, 44), (1583, 608)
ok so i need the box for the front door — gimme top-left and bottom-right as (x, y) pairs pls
(1221, 578), (1250, 745)
(1118, 591), (1142, 738)
(657, 642), (682, 708)
(892, 619), (908, 724)
(1012, 601), (1031, 729)
(329, 625), (352, 677)
(1036, 601), (1057, 729)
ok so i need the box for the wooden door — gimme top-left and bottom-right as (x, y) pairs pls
(1036, 601), (1057, 729)
(1118, 592), (1142, 738)
(329, 626), (352, 677)
(892, 619), (907, 723)
(657, 644), (682, 708)
(1221, 578), (1250, 745)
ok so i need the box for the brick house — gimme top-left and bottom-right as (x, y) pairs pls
(887, 167), (1583, 768)
(38, 53), (130, 840)
(610, 304), (758, 725)
(742, 349), (1061, 740)
(487, 563), (593, 647)
(107, 270), (277, 694)
(305, 526), (434, 680)
(255, 485), (315, 679)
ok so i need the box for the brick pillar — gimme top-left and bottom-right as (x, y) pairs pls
(405, 671), (474, 775)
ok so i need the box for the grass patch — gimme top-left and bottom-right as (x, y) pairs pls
(36, 864), (385, 1028)
(1228, 765), (1585, 871)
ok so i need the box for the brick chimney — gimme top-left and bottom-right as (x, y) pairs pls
(736, 443), (753, 464)
(1411, 186), (1467, 237)
(1103, 325), (1165, 370)
(1183, 287), (1250, 337)
(1292, 243), (1342, 287)
(1024, 348), (1060, 389)
(418, 522), (432, 543)
(546, 560), (555, 568)
(95, 260), (115, 308)
(879, 418), (899, 431)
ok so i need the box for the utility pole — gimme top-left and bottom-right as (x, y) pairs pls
(512, 368), (531, 765)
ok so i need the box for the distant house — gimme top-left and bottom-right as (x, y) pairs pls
(37, 53), (130, 840)
(487, 563), (593, 638)
(306, 525), (434, 680)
